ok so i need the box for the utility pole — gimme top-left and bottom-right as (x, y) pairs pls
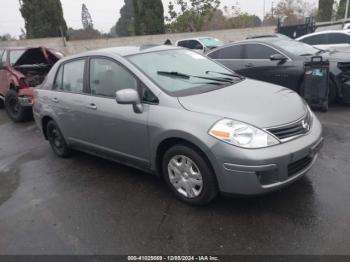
(271, 1), (274, 19)
(263, 0), (266, 22)
(345, 0), (350, 21)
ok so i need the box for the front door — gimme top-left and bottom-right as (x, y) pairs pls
(237, 43), (298, 90)
(85, 57), (150, 167)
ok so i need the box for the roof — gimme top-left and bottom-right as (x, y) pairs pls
(0, 46), (32, 50)
(175, 36), (217, 42)
(85, 45), (180, 57)
(297, 30), (350, 40)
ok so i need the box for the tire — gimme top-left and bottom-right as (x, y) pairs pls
(46, 120), (72, 158)
(0, 98), (4, 109)
(4, 90), (33, 122)
(162, 144), (218, 206)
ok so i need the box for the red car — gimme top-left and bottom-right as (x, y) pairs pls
(0, 47), (63, 122)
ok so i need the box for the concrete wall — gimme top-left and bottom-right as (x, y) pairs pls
(0, 26), (275, 55)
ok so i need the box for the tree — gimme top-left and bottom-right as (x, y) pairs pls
(19, 0), (68, 39)
(318, 0), (334, 21)
(0, 34), (15, 41)
(67, 27), (102, 40)
(166, 0), (221, 32)
(263, 0), (316, 26)
(82, 3), (94, 30)
(336, 0), (349, 20)
(116, 0), (135, 36)
(133, 0), (165, 35)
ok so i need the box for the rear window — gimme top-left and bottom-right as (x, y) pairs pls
(208, 45), (243, 59)
(62, 59), (85, 94)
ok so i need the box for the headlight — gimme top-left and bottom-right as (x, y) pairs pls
(209, 119), (280, 148)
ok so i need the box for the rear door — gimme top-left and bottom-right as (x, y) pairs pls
(84, 57), (150, 167)
(47, 58), (92, 144)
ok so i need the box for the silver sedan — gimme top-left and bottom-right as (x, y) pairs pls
(33, 45), (323, 205)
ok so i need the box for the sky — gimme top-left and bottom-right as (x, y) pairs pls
(0, 0), (317, 37)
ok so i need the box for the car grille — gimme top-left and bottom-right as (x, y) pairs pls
(266, 111), (312, 141)
(288, 156), (313, 177)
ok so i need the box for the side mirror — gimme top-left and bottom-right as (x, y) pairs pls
(116, 89), (143, 113)
(270, 53), (287, 62)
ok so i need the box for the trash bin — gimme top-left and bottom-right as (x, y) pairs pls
(303, 56), (330, 112)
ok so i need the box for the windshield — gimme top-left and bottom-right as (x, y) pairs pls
(127, 49), (240, 96)
(9, 50), (26, 65)
(272, 39), (320, 56)
(200, 37), (224, 48)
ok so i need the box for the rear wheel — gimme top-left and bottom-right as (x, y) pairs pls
(46, 120), (72, 158)
(162, 144), (218, 206)
(4, 90), (32, 122)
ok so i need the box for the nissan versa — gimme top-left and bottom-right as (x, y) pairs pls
(33, 45), (323, 205)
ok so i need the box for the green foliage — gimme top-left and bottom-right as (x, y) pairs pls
(167, 0), (221, 32)
(336, 0), (349, 20)
(133, 0), (165, 35)
(318, 0), (334, 21)
(19, 0), (68, 39)
(67, 28), (102, 40)
(82, 4), (94, 30)
(116, 0), (135, 36)
(0, 34), (14, 41)
(166, 1), (262, 32)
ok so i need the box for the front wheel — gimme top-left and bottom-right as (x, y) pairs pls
(5, 90), (32, 122)
(162, 144), (218, 206)
(46, 121), (72, 158)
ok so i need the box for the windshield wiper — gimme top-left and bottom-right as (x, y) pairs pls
(205, 70), (244, 80)
(157, 71), (235, 84)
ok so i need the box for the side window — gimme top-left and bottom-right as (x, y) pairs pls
(177, 41), (188, 48)
(89, 58), (137, 98)
(141, 83), (159, 104)
(300, 34), (327, 45)
(62, 59), (85, 94)
(53, 65), (64, 90)
(244, 44), (276, 59)
(208, 45), (243, 59)
(328, 33), (350, 44)
(188, 40), (203, 50)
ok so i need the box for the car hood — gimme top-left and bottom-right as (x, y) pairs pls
(178, 79), (307, 128)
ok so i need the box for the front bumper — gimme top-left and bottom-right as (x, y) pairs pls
(208, 116), (323, 195)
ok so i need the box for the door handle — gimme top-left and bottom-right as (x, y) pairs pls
(86, 103), (97, 110)
(51, 97), (59, 103)
(245, 63), (254, 68)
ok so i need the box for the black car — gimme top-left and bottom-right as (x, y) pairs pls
(207, 37), (350, 104)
